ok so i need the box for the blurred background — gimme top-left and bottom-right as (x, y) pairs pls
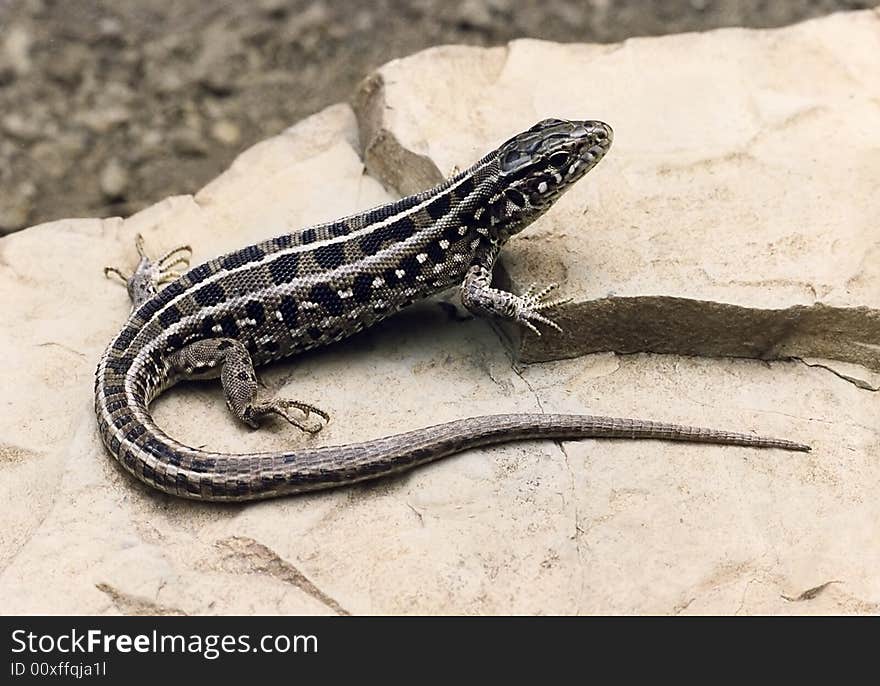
(0, 0), (875, 233)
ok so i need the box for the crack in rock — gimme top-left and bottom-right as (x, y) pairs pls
(215, 536), (350, 616)
(796, 358), (879, 392)
(781, 580), (842, 602)
(95, 582), (187, 616)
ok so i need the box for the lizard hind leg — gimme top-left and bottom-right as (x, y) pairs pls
(168, 338), (329, 434)
(104, 233), (193, 309)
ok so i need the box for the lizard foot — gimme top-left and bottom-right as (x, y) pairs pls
(104, 234), (193, 308)
(244, 399), (330, 434)
(513, 282), (572, 336)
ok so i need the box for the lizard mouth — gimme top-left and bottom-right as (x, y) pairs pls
(565, 122), (612, 178)
(579, 141), (610, 167)
(577, 121), (613, 159)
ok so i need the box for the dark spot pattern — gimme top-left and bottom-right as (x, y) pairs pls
(136, 281), (184, 320)
(360, 217), (417, 255)
(144, 438), (181, 467)
(187, 263), (213, 285)
(219, 316), (239, 337)
(245, 300), (266, 326)
(160, 281), (186, 300)
(113, 326), (138, 351)
(314, 243), (345, 270)
(200, 316), (217, 337)
(352, 273), (373, 303)
(307, 326), (323, 340)
(124, 423), (145, 442)
(190, 456), (216, 472)
(217, 340), (233, 350)
(278, 296), (299, 328)
(426, 193), (451, 220)
(426, 241), (446, 263)
(268, 252), (299, 285)
(382, 267), (400, 287)
(108, 356), (133, 374)
(121, 449), (136, 469)
(166, 333), (184, 350)
(456, 175), (475, 197)
(396, 254), (422, 286)
(141, 462), (155, 483)
(157, 305), (182, 328)
(273, 235), (292, 249)
(444, 223), (467, 242)
(362, 191), (423, 225)
(137, 297), (162, 319)
(329, 222), (349, 238)
(193, 282), (225, 307)
(105, 399), (126, 413)
(301, 228), (317, 244)
(221, 245), (266, 270)
(182, 475), (201, 495)
(549, 151), (568, 167)
(309, 283), (343, 316)
(388, 216), (416, 242)
(360, 231), (383, 256)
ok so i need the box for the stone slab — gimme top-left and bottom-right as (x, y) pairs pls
(1, 16), (878, 615)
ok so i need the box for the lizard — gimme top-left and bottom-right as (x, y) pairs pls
(95, 117), (809, 502)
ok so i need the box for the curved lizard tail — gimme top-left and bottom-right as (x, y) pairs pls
(96, 403), (809, 501)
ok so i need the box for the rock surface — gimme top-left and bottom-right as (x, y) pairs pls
(356, 11), (880, 381)
(0, 13), (878, 615)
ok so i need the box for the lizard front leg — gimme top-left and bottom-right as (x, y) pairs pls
(168, 338), (329, 433)
(459, 243), (571, 335)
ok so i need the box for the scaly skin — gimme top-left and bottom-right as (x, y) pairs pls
(95, 118), (809, 501)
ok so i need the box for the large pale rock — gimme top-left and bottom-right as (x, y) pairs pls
(355, 10), (880, 380)
(0, 14), (877, 615)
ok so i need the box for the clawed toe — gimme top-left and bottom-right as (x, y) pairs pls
(104, 265), (131, 283)
(523, 282), (555, 300)
(158, 244), (193, 270)
(515, 282), (570, 335)
(251, 399), (331, 434)
(158, 270), (185, 284)
(154, 241), (193, 283)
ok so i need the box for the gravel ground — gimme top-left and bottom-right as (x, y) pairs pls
(0, 0), (875, 232)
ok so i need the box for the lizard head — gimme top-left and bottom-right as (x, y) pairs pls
(488, 118), (613, 238)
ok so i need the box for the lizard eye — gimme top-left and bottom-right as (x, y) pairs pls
(549, 151), (568, 168)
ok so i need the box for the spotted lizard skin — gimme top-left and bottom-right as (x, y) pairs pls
(95, 118), (809, 501)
